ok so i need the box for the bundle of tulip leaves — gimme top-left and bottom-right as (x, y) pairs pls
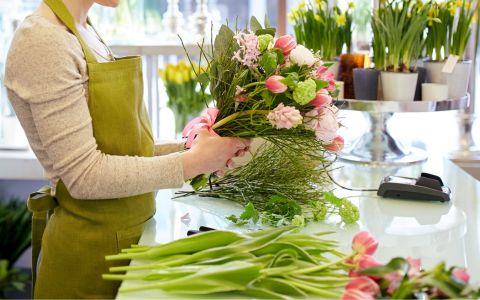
(104, 228), (480, 299)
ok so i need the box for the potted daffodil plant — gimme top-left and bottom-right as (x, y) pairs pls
(372, 0), (428, 101)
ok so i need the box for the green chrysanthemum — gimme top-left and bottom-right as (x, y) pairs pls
(258, 34), (274, 52)
(311, 201), (328, 221)
(293, 79), (316, 105)
(339, 201), (360, 224)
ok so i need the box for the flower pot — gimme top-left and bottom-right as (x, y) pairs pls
(446, 61), (471, 99)
(424, 60), (471, 99)
(413, 67), (427, 101)
(353, 68), (379, 100)
(380, 72), (418, 101)
(424, 61), (444, 84)
(422, 83), (448, 101)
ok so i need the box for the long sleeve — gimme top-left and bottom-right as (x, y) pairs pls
(5, 16), (185, 200)
(154, 141), (185, 156)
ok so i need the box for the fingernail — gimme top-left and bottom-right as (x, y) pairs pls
(226, 160), (235, 168)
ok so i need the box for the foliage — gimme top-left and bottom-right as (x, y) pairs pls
(425, 1), (454, 61)
(450, 0), (476, 58)
(0, 199), (31, 298)
(372, 0), (429, 72)
(289, 0), (354, 59)
(176, 143), (359, 226)
(159, 60), (210, 132)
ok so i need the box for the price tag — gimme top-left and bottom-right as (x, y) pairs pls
(442, 55), (459, 73)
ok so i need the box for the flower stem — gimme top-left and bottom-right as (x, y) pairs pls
(242, 81), (265, 89)
(212, 110), (270, 130)
(291, 253), (356, 275)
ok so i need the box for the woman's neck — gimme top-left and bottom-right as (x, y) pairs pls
(62, 0), (94, 27)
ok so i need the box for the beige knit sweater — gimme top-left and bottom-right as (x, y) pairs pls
(4, 14), (185, 200)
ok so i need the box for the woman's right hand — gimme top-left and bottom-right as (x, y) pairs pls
(181, 129), (251, 180)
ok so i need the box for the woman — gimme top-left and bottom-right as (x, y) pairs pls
(4, 0), (249, 298)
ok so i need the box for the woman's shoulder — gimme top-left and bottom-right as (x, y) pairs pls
(5, 14), (87, 102)
(8, 14), (83, 57)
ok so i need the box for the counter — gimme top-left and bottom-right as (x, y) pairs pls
(116, 156), (480, 299)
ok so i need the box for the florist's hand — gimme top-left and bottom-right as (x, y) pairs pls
(182, 129), (251, 180)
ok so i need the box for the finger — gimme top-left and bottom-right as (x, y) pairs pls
(235, 150), (245, 157)
(215, 170), (225, 177)
(226, 159), (235, 169)
(242, 138), (253, 146)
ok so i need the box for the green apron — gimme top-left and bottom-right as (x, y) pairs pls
(26, 0), (155, 298)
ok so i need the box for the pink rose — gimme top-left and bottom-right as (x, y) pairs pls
(325, 135), (344, 153)
(267, 103), (303, 129)
(304, 106), (339, 143)
(452, 268), (470, 284)
(274, 35), (297, 56)
(352, 231), (379, 256)
(346, 277), (380, 296)
(342, 289), (375, 300)
(310, 89), (333, 108)
(265, 75), (288, 94)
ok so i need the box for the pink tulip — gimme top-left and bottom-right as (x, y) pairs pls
(452, 268), (470, 284)
(325, 135), (344, 153)
(352, 231), (379, 256)
(342, 289), (375, 300)
(314, 65), (336, 91)
(385, 271), (404, 295)
(265, 75), (288, 94)
(274, 35), (297, 56)
(346, 277), (380, 296)
(356, 254), (382, 270)
(406, 257), (422, 277)
(310, 89), (333, 107)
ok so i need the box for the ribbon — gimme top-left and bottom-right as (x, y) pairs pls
(182, 108), (220, 148)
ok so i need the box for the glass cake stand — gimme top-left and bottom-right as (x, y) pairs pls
(335, 95), (470, 165)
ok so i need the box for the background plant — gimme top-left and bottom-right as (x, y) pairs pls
(425, 1), (454, 61)
(0, 199), (31, 298)
(372, 0), (429, 72)
(289, 0), (354, 60)
(159, 61), (210, 132)
(450, 0), (477, 59)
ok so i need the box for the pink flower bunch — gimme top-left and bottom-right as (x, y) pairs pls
(267, 103), (303, 129)
(313, 65), (336, 91)
(233, 31), (260, 68)
(304, 106), (339, 144)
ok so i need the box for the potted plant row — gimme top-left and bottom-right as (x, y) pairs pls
(424, 0), (474, 99)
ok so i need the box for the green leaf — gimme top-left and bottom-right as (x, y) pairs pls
(250, 16), (263, 33)
(314, 80), (329, 91)
(256, 28), (276, 37)
(214, 25), (235, 58)
(190, 174), (210, 191)
(261, 90), (274, 106)
(196, 72), (209, 86)
(258, 51), (278, 75)
(360, 257), (409, 277)
(240, 202), (260, 223)
(281, 72), (299, 90)
(323, 192), (343, 207)
(264, 14), (271, 29)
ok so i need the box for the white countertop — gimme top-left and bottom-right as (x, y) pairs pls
(116, 155), (480, 299)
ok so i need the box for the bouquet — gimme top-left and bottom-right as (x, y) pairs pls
(177, 17), (357, 226)
(159, 61), (210, 132)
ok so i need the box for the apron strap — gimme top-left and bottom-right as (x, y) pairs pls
(43, 0), (98, 64)
(27, 186), (58, 296)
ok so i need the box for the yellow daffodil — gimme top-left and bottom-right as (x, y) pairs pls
(314, 14), (321, 21)
(348, 2), (355, 9)
(465, 1), (471, 9)
(449, 5), (457, 15)
(456, 0), (463, 7)
(299, 1), (305, 9)
(336, 13), (347, 26)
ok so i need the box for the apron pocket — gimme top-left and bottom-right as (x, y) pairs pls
(115, 218), (150, 253)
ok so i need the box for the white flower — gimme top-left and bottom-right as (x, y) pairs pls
(289, 45), (316, 67)
(304, 106), (339, 143)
